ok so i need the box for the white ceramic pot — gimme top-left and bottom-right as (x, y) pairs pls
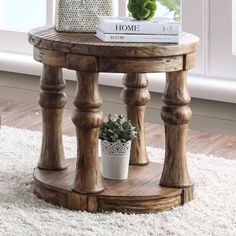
(101, 140), (131, 180)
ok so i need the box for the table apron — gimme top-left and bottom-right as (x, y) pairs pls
(98, 56), (184, 73)
(33, 47), (196, 73)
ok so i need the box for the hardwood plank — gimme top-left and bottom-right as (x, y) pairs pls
(52, 171), (75, 191)
(44, 160), (163, 197)
(33, 159), (75, 186)
(128, 176), (182, 198)
(101, 163), (161, 196)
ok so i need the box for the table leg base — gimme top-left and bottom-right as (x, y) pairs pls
(33, 159), (194, 214)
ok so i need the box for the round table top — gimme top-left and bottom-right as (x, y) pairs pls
(29, 27), (200, 58)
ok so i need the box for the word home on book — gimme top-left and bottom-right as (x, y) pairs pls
(116, 24), (141, 32)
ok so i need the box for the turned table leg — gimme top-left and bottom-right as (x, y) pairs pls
(160, 71), (192, 188)
(72, 72), (104, 194)
(121, 73), (151, 165)
(38, 65), (68, 170)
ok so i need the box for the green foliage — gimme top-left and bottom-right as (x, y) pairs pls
(99, 114), (137, 143)
(158, 0), (181, 21)
(128, 0), (157, 20)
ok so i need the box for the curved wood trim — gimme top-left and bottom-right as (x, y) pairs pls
(29, 27), (200, 58)
(33, 159), (194, 214)
(33, 48), (187, 73)
(34, 48), (99, 72)
(34, 48), (67, 67)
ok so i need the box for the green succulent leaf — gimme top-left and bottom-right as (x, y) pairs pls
(147, 2), (157, 11)
(128, 3), (136, 12)
(127, 0), (157, 20)
(99, 114), (137, 143)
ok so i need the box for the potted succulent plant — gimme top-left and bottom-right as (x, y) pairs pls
(99, 114), (137, 180)
(128, 0), (157, 20)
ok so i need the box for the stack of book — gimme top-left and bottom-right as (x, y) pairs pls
(96, 16), (181, 43)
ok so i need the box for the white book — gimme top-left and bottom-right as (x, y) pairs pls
(96, 28), (180, 43)
(98, 16), (180, 35)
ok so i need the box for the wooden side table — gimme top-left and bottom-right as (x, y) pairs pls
(29, 27), (199, 214)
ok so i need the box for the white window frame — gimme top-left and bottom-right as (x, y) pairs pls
(209, 0), (236, 80)
(118, 0), (128, 17)
(0, 0), (54, 55)
(0, 0), (4, 28)
(183, 0), (236, 81)
(233, 0), (236, 55)
(182, 0), (206, 75)
(1, 0), (236, 104)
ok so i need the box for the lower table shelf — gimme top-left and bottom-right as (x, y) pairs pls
(33, 159), (194, 214)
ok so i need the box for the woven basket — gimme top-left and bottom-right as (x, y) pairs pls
(55, 0), (114, 32)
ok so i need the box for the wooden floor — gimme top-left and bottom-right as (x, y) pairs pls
(0, 98), (236, 160)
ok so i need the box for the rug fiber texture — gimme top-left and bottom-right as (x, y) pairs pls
(0, 126), (235, 236)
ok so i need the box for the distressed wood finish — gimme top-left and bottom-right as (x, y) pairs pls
(67, 54), (98, 71)
(184, 53), (196, 70)
(99, 56), (183, 73)
(34, 48), (67, 67)
(121, 73), (150, 165)
(33, 159), (193, 214)
(72, 72), (104, 193)
(29, 26), (200, 213)
(29, 27), (200, 58)
(160, 71), (192, 187)
(38, 65), (67, 170)
(34, 48), (98, 72)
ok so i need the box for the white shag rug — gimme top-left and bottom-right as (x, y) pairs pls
(0, 126), (235, 236)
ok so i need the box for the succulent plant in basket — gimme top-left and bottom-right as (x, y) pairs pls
(99, 114), (137, 180)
